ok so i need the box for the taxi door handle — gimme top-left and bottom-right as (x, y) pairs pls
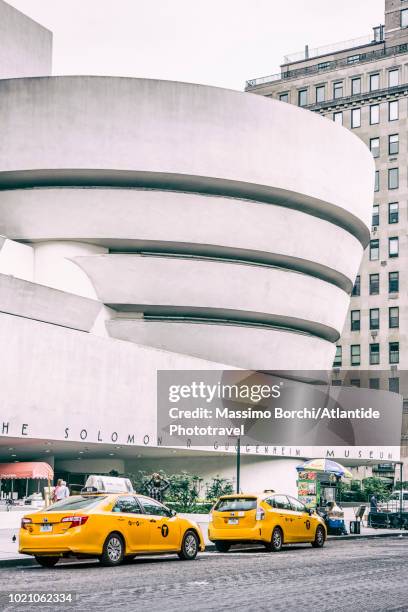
(150, 519), (156, 523)
(117, 518), (125, 522)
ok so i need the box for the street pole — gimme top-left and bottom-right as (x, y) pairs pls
(236, 437), (241, 494)
(399, 462), (403, 527)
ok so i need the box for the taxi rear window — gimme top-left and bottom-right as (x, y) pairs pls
(46, 496), (106, 511)
(214, 498), (257, 512)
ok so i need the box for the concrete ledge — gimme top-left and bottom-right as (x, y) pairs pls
(0, 273), (102, 332)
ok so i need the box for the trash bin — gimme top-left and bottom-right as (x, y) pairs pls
(349, 520), (361, 534)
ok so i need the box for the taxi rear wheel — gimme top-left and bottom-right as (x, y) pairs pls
(35, 556), (60, 568)
(214, 541), (231, 553)
(311, 525), (325, 548)
(265, 527), (283, 552)
(99, 532), (125, 566)
(178, 530), (199, 560)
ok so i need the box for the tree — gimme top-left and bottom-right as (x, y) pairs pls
(167, 472), (201, 512)
(362, 477), (392, 502)
(206, 476), (234, 501)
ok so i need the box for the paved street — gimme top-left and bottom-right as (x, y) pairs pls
(0, 538), (407, 612)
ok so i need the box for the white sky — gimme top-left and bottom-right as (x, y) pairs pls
(7, 0), (384, 90)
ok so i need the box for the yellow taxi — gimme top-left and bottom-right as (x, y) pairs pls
(208, 492), (326, 552)
(19, 476), (205, 567)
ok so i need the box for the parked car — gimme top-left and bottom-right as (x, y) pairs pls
(19, 477), (204, 567)
(208, 492), (326, 552)
(377, 491), (408, 513)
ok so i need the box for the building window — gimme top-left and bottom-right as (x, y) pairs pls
(369, 378), (380, 390)
(374, 170), (379, 192)
(333, 111), (343, 125)
(389, 271), (399, 293)
(318, 61), (331, 70)
(315, 85), (325, 103)
(389, 377), (399, 393)
(389, 134), (399, 155)
(350, 379), (360, 388)
(370, 137), (380, 158)
(389, 70), (399, 88)
(388, 168), (399, 189)
(351, 77), (361, 95)
(279, 93), (289, 103)
(351, 108), (361, 128)
(389, 342), (399, 364)
(401, 8), (408, 27)
(389, 100), (399, 121)
(347, 55), (360, 65)
(352, 275), (361, 296)
(370, 239), (380, 260)
(370, 273), (379, 295)
(370, 104), (380, 125)
(369, 308), (380, 330)
(373, 26), (383, 42)
(333, 345), (342, 367)
(370, 343), (380, 365)
(370, 73), (380, 91)
(389, 306), (399, 328)
(351, 345), (361, 366)
(298, 89), (307, 107)
(333, 82), (343, 99)
(372, 204), (380, 226)
(389, 202), (399, 224)
(351, 310), (361, 331)
(389, 236), (399, 257)
(332, 379), (342, 386)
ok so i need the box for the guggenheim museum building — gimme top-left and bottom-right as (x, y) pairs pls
(0, 0), (399, 494)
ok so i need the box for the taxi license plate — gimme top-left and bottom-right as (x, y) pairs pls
(40, 524), (52, 532)
(228, 518), (239, 525)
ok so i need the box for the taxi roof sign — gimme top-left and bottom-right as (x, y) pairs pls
(83, 475), (134, 494)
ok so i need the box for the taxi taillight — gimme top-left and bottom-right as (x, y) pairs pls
(256, 507), (265, 521)
(61, 516), (89, 528)
(21, 518), (32, 530)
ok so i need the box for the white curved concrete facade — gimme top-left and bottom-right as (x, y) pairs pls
(0, 76), (374, 371)
(107, 319), (335, 371)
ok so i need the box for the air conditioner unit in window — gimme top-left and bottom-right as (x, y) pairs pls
(372, 226), (378, 232)
(371, 331), (378, 339)
(389, 292), (399, 299)
(391, 364), (398, 372)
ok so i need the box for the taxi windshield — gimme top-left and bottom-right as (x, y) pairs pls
(215, 497), (257, 512)
(46, 496), (106, 512)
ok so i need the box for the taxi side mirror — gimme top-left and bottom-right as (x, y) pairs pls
(308, 508), (314, 516)
(170, 509), (177, 517)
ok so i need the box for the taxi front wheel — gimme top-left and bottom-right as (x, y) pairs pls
(99, 532), (125, 566)
(311, 525), (325, 548)
(178, 530), (199, 560)
(35, 556), (59, 568)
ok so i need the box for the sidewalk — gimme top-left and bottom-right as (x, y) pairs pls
(0, 526), (406, 567)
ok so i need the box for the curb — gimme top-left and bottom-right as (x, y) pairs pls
(0, 532), (406, 568)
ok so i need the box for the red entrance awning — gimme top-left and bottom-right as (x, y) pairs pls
(0, 462), (54, 480)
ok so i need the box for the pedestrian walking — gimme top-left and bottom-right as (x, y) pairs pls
(61, 480), (70, 498)
(370, 494), (379, 513)
(52, 479), (65, 502)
